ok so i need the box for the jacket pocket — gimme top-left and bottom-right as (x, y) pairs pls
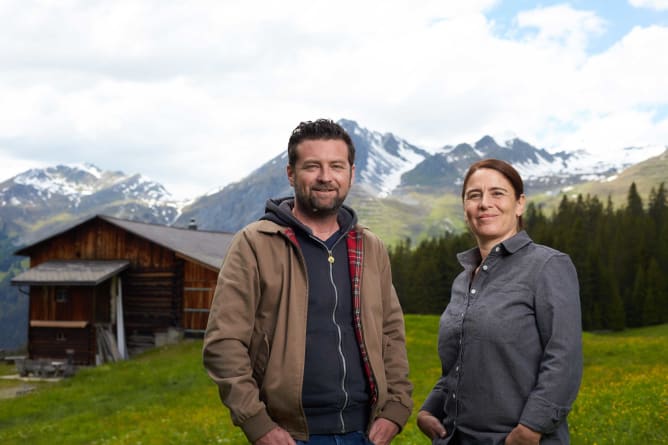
(249, 332), (270, 386)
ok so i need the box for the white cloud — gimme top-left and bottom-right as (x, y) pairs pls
(580, 26), (668, 111)
(515, 4), (606, 52)
(629, 0), (668, 11)
(0, 0), (666, 199)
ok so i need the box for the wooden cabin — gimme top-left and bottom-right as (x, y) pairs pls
(11, 215), (234, 366)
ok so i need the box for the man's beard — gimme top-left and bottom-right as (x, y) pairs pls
(295, 188), (345, 217)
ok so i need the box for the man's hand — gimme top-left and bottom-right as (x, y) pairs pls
(416, 410), (447, 440)
(505, 424), (541, 445)
(254, 426), (296, 445)
(368, 417), (400, 445)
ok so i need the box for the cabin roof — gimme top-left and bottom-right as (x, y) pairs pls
(14, 214), (235, 270)
(11, 259), (130, 286)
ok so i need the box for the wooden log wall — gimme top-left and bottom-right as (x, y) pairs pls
(30, 325), (95, 365)
(29, 283), (110, 323)
(122, 268), (177, 335)
(182, 261), (218, 334)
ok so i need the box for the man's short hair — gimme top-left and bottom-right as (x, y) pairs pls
(287, 119), (356, 167)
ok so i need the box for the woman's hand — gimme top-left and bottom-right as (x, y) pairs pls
(504, 424), (541, 445)
(416, 410), (447, 440)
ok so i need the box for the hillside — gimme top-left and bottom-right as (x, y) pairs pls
(1, 319), (666, 445)
(559, 147), (668, 208)
(519, 148), (668, 218)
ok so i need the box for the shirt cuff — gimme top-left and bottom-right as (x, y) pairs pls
(520, 395), (571, 434)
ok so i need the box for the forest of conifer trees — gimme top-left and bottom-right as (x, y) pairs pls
(389, 182), (668, 331)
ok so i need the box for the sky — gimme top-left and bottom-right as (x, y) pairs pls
(1, 0), (667, 201)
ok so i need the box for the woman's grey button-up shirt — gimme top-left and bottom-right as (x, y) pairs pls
(421, 231), (583, 444)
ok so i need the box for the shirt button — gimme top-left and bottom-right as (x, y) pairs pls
(482, 265), (488, 271)
(456, 366), (459, 372)
(495, 246), (500, 252)
(470, 289), (477, 294)
(452, 393), (456, 399)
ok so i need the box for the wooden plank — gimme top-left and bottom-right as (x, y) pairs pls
(30, 320), (89, 328)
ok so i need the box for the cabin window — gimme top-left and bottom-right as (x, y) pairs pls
(56, 332), (67, 342)
(56, 289), (68, 304)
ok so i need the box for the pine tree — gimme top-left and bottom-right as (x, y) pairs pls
(644, 258), (666, 325)
(602, 275), (626, 331)
(648, 183), (668, 290)
(525, 202), (549, 244)
(619, 183), (646, 326)
(389, 238), (413, 312)
(579, 251), (601, 330)
(630, 265), (647, 327)
(648, 182), (667, 232)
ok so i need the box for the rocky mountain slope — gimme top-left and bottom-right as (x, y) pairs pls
(0, 164), (181, 245)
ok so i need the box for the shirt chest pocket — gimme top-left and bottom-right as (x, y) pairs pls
(466, 286), (535, 344)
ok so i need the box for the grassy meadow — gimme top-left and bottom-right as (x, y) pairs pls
(0, 316), (666, 444)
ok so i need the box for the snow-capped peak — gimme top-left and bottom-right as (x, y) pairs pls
(363, 137), (426, 197)
(2, 164), (182, 218)
(340, 119), (429, 197)
(14, 164), (102, 197)
(568, 144), (667, 174)
(72, 162), (103, 179)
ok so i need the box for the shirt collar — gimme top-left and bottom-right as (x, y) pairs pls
(500, 230), (532, 253)
(457, 230), (533, 269)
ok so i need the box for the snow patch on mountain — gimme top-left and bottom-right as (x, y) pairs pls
(345, 121), (428, 197)
(1, 164), (184, 220)
(513, 155), (569, 179)
(14, 167), (98, 197)
(363, 138), (426, 197)
(566, 145), (667, 179)
(73, 162), (103, 179)
(448, 137), (666, 185)
(511, 144), (664, 188)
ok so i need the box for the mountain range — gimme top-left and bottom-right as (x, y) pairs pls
(1, 119), (666, 247)
(1, 118), (667, 351)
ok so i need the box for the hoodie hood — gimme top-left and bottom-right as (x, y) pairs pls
(261, 197), (358, 236)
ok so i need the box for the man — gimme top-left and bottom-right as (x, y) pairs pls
(203, 119), (413, 445)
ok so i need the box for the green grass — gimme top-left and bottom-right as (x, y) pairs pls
(0, 318), (666, 444)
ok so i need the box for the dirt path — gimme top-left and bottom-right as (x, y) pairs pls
(0, 384), (35, 399)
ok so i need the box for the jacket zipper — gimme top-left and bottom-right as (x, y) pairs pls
(313, 236), (350, 433)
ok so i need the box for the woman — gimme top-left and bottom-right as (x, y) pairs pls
(417, 159), (583, 444)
